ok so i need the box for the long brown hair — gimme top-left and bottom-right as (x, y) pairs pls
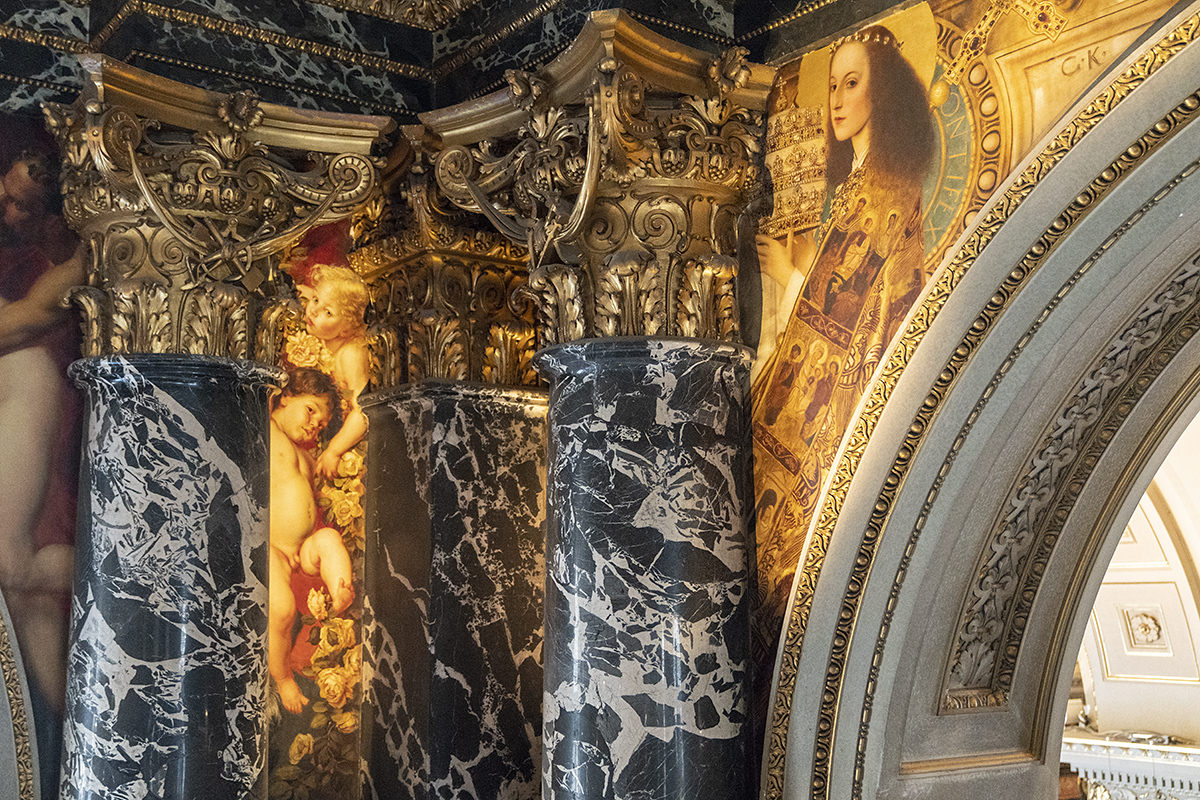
(825, 25), (936, 195)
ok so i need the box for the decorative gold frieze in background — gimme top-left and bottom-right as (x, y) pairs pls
(307, 0), (481, 31)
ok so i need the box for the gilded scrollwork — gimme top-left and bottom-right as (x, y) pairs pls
(432, 48), (763, 346)
(44, 82), (383, 361)
(349, 153), (538, 386)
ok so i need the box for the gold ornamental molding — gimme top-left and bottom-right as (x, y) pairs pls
(306, 0), (482, 30)
(940, 152), (1200, 711)
(75, 55), (389, 155)
(429, 0), (568, 78)
(48, 56), (392, 362)
(0, 22), (88, 54)
(127, 50), (409, 118)
(422, 9), (772, 144)
(90, 1), (427, 78)
(762, 10), (1200, 800)
(0, 594), (34, 800)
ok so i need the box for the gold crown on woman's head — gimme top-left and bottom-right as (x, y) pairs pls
(832, 26), (902, 53)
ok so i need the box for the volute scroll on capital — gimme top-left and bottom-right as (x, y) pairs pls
(425, 11), (773, 348)
(45, 56), (394, 363)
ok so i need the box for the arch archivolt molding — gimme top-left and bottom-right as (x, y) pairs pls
(764, 7), (1200, 800)
(943, 165), (1200, 714)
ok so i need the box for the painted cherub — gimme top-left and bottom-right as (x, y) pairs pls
(269, 367), (354, 713)
(302, 264), (370, 480)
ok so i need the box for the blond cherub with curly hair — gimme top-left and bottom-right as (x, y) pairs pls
(302, 265), (370, 480)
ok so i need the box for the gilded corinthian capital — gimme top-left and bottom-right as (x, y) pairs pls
(45, 55), (393, 361)
(349, 136), (537, 388)
(427, 11), (772, 347)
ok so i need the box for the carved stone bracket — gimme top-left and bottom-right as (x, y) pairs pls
(46, 56), (392, 362)
(425, 12), (772, 347)
(349, 145), (537, 388)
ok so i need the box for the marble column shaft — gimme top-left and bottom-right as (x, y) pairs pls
(536, 338), (754, 800)
(361, 382), (548, 800)
(62, 355), (276, 800)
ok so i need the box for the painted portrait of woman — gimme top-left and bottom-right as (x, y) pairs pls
(752, 18), (938, 641)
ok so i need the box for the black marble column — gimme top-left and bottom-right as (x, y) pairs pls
(535, 338), (754, 800)
(61, 355), (278, 800)
(360, 382), (548, 800)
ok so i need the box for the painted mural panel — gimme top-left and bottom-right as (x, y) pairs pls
(751, 0), (1176, 690)
(267, 224), (370, 799)
(0, 112), (85, 799)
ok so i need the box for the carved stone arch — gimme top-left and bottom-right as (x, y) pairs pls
(767, 5), (1200, 799)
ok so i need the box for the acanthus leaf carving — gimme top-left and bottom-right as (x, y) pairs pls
(594, 251), (663, 337)
(256, 297), (302, 366)
(367, 325), (406, 391)
(481, 321), (537, 386)
(408, 309), (468, 382)
(431, 55), (764, 346)
(64, 286), (109, 359)
(675, 254), (738, 341)
(109, 279), (171, 354)
(180, 283), (249, 359)
(525, 263), (586, 347)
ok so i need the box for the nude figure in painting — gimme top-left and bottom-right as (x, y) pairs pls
(0, 150), (85, 724)
(269, 368), (354, 713)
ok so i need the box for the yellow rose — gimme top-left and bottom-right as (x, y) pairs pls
(337, 450), (365, 478)
(342, 645), (362, 676)
(331, 710), (358, 734)
(311, 616), (356, 665)
(321, 617), (356, 651)
(288, 733), (314, 764)
(284, 330), (330, 370)
(326, 488), (363, 527)
(317, 666), (353, 709)
(307, 588), (329, 622)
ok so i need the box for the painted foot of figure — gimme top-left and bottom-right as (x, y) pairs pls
(329, 578), (354, 615)
(278, 678), (309, 714)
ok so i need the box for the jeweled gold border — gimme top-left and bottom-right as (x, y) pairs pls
(0, 22), (87, 53)
(763, 11), (1200, 800)
(0, 592), (35, 800)
(91, 1), (427, 77)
